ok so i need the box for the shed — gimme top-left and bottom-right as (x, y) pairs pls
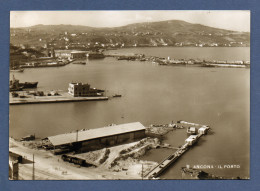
(48, 122), (146, 148)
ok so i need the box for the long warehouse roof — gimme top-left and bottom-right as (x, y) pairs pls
(48, 122), (145, 146)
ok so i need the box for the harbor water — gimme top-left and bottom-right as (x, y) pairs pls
(9, 47), (250, 179)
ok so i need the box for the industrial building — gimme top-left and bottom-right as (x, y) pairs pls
(71, 51), (88, 59)
(55, 50), (73, 59)
(54, 50), (88, 59)
(48, 122), (146, 152)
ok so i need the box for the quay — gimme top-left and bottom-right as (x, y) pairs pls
(144, 124), (210, 179)
(9, 91), (108, 105)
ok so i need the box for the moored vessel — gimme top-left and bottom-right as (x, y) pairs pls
(10, 75), (38, 91)
(113, 94), (122, 97)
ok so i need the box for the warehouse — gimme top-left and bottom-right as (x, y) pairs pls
(48, 122), (146, 152)
(70, 51), (88, 59)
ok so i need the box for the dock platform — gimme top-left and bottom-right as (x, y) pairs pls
(9, 91), (108, 105)
(144, 133), (205, 179)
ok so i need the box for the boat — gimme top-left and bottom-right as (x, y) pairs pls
(113, 94), (122, 97)
(73, 62), (86, 65)
(10, 68), (24, 72)
(10, 61), (24, 72)
(10, 75), (38, 91)
(19, 82), (38, 88)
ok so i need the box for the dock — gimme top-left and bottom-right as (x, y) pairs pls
(144, 127), (208, 179)
(9, 91), (108, 105)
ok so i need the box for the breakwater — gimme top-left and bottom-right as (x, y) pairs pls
(105, 53), (250, 68)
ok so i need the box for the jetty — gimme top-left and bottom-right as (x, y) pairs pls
(144, 123), (210, 179)
(105, 52), (250, 68)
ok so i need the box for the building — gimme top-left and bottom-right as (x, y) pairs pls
(55, 50), (73, 59)
(187, 127), (197, 135)
(71, 51), (88, 59)
(198, 126), (210, 135)
(185, 135), (199, 146)
(45, 47), (55, 58)
(55, 50), (89, 59)
(48, 122), (146, 152)
(9, 151), (23, 180)
(68, 82), (103, 97)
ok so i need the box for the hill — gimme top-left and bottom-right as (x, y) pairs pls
(10, 20), (250, 48)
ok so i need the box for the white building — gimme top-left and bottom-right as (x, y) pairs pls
(68, 83), (102, 97)
(198, 126), (210, 135)
(185, 135), (199, 146)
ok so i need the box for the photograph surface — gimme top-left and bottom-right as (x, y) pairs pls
(9, 10), (250, 180)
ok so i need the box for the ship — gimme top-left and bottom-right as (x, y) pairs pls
(19, 82), (38, 88)
(10, 75), (23, 91)
(10, 75), (38, 91)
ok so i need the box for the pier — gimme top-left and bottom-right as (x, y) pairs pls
(144, 125), (209, 179)
(9, 91), (108, 105)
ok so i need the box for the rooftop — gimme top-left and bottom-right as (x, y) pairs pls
(69, 82), (88, 85)
(71, 51), (88, 54)
(199, 126), (209, 130)
(186, 135), (198, 141)
(48, 122), (145, 146)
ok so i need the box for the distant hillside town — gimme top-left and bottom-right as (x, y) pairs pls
(10, 20), (250, 69)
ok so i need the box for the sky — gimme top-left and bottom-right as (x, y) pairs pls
(10, 11), (250, 32)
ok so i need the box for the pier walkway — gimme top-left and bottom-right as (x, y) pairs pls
(144, 134), (203, 179)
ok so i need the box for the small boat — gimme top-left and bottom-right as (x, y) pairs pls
(10, 68), (24, 72)
(113, 94), (122, 97)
